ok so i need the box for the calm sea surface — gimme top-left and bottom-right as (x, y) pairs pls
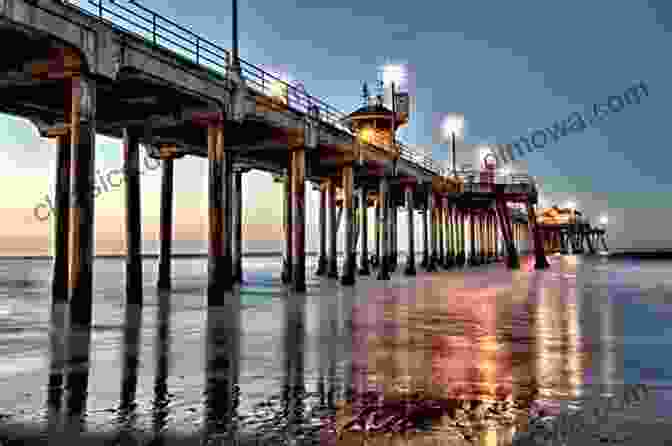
(0, 254), (671, 444)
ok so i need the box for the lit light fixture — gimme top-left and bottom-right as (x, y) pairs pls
(270, 79), (288, 104)
(381, 64), (406, 88)
(599, 215), (609, 225)
(439, 112), (465, 178)
(441, 113), (465, 140)
(359, 128), (374, 144)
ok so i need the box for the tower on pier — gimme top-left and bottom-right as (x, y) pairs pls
(342, 85), (409, 156)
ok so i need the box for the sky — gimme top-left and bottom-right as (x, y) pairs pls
(2, 0), (671, 255)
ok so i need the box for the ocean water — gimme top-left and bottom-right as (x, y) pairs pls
(0, 253), (671, 444)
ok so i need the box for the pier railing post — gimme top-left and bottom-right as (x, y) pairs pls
(123, 127), (143, 306)
(157, 158), (174, 290)
(315, 181), (328, 275)
(358, 185), (370, 275)
(341, 164), (356, 286)
(327, 178), (338, 278)
(404, 183), (416, 276)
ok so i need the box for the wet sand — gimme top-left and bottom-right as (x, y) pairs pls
(0, 254), (671, 444)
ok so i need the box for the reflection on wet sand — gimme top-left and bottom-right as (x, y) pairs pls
(202, 294), (241, 444)
(151, 290), (171, 445)
(31, 255), (621, 445)
(336, 256), (585, 445)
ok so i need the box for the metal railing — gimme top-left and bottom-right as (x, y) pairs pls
(61, 0), (532, 185)
(77, 0), (230, 77)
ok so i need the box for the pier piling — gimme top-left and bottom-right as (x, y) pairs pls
(358, 186), (370, 275)
(282, 168), (293, 284)
(123, 127), (143, 306)
(438, 199), (445, 267)
(290, 145), (307, 292)
(316, 182), (328, 275)
(327, 178), (338, 278)
(426, 191), (438, 272)
(527, 202), (550, 270)
(233, 168), (245, 282)
(377, 177), (391, 280)
(469, 209), (479, 266)
(421, 193), (429, 268)
(341, 164), (356, 286)
(207, 121), (233, 305)
(157, 158), (174, 290)
(404, 183), (416, 276)
(65, 75), (96, 425)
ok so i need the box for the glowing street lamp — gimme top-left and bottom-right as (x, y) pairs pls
(440, 113), (465, 178)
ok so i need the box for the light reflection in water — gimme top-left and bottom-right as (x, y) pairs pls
(22, 254), (630, 445)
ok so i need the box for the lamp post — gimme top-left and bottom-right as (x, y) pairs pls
(232, 0), (240, 73)
(598, 215), (609, 253)
(440, 113), (465, 267)
(382, 64), (407, 270)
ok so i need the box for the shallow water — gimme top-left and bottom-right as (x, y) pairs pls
(0, 254), (671, 444)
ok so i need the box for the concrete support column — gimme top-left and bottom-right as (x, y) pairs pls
(390, 200), (398, 271)
(341, 165), (356, 286)
(47, 130), (70, 414)
(327, 179), (338, 278)
(404, 184), (416, 276)
(469, 209), (479, 266)
(281, 168), (293, 284)
(65, 76), (96, 418)
(445, 203), (454, 268)
(490, 211), (496, 261)
(208, 121), (233, 305)
(291, 147), (307, 292)
(421, 193), (429, 268)
(51, 131), (71, 305)
(496, 200), (519, 270)
(157, 159), (174, 289)
(373, 196), (381, 268)
(527, 202), (549, 270)
(437, 199), (445, 267)
(377, 177), (390, 280)
(315, 182), (328, 275)
(456, 207), (466, 267)
(427, 191), (438, 272)
(479, 211), (487, 264)
(358, 186), (370, 275)
(233, 168), (244, 282)
(123, 128), (143, 306)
